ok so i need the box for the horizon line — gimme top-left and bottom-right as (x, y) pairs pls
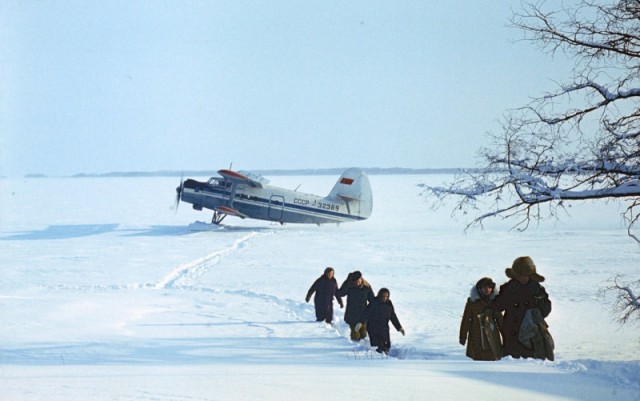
(8, 166), (477, 179)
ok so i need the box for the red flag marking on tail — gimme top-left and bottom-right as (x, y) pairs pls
(340, 178), (354, 185)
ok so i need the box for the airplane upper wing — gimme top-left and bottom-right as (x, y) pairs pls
(217, 169), (270, 188)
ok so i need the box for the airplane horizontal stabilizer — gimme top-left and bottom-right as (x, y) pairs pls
(337, 194), (358, 201)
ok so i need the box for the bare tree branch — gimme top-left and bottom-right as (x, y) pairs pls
(601, 275), (640, 324)
(420, 0), (640, 324)
(420, 0), (640, 241)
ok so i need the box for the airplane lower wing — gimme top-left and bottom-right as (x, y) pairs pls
(216, 206), (247, 219)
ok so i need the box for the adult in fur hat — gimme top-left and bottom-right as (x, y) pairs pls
(305, 267), (343, 324)
(459, 277), (503, 361)
(356, 288), (405, 355)
(337, 270), (374, 341)
(490, 256), (552, 359)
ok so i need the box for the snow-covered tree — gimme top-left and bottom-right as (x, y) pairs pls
(420, 0), (640, 322)
(602, 276), (640, 324)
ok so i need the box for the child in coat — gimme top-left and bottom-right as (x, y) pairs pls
(459, 277), (503, 361)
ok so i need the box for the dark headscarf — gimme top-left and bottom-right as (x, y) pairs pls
(475, 277), (495, 298)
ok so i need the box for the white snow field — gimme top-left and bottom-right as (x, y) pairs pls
(1, 173), (639, 401)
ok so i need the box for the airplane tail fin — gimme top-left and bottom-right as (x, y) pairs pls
(328, 168), (373, 219)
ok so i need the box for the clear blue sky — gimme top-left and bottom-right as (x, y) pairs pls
(0, 1), (572, 176)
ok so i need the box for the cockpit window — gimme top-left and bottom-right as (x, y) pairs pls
(208, 178), (231, 189)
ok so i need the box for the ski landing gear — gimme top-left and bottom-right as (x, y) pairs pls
(212, 210), (227, 224)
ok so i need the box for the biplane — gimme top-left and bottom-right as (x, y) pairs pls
(175, 168), (373, 225)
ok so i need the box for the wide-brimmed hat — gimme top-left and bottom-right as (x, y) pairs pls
(505, 256), (545, 282)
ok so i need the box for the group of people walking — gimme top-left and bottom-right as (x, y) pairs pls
(305, 268), (404, 355)
(459, 256), (554, 361)
(306, 256), (554, 361)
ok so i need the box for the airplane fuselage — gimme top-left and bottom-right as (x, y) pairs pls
(180, 178), (365, 224)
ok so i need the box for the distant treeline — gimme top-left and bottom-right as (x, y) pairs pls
(18, 167), (472, 179)
(77, 167), (466, 178)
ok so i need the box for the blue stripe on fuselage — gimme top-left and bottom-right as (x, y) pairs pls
(185, 184), (363, 222)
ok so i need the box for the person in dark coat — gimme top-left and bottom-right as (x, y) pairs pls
(337, 271), (374, 341)
(305, 267), (343, 324)
(459, 277), (503, 361)
(356, 288), (405, 354)
(490, 256), (552, 359)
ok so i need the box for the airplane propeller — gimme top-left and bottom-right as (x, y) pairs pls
(175, 175), (184, 212)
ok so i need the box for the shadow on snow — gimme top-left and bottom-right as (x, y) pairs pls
(0, 223), (272, 240)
